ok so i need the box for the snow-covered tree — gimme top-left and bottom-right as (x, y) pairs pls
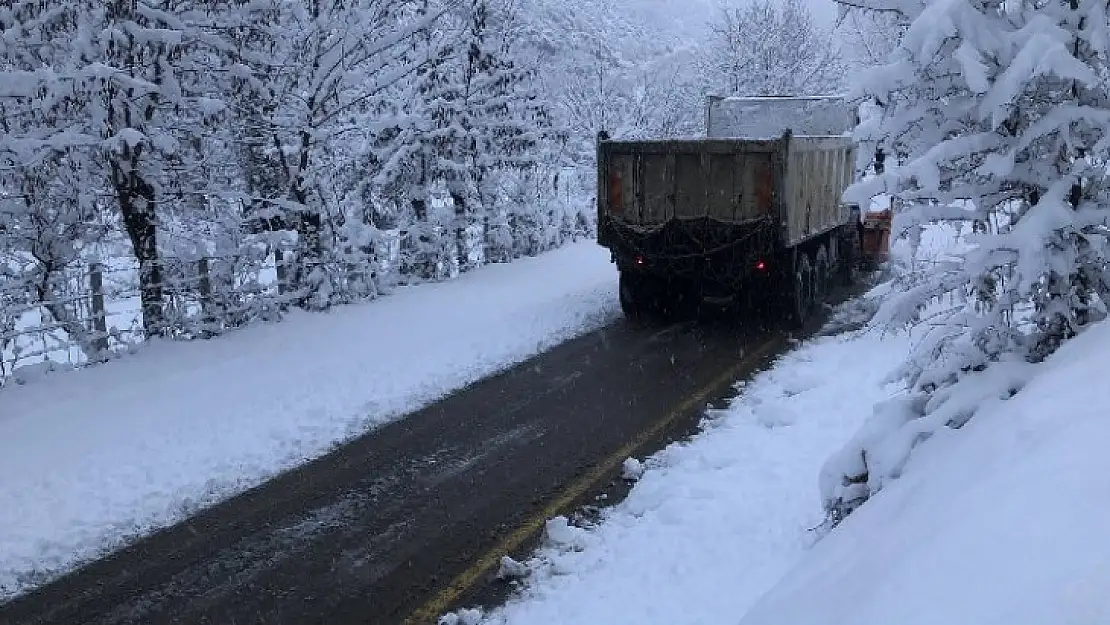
(367, 0), (558, 275)
(554, 44), (703, 147)
(2, 3), (97, 359)
(461, 0), (558, 263)
(506, 0), (695, 154)
(835, 5), (907, 69)
(1, 0), (245, 339)
(0, 151), (110, 361)
(232, 0), (431, 308)
(701, 0), (847, 97)
(0, 0), (713, 381)
(822, 0), (1110, 525)
(364, 0), (457, 282)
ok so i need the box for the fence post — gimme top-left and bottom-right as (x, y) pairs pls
(89, 262), (109, 356)
(198, 257), (212, 302)
(274, 248), (287, 296)
(274, 247), (292, 312)
(197, 257), (216, 336)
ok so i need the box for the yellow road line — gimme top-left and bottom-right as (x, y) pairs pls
(401, 336), (782, 625)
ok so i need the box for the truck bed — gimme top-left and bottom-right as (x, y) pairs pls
(597, 134), (855, 247)
(781, 135), (856, 246)
(598, 139), (780, 230)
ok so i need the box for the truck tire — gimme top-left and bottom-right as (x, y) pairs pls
(790, 252), (814, 328)
(619, 271), (645, 318)
(815, 245), (831, 304)
(619, 271), (660, 319)
(840, 223), (862, 286)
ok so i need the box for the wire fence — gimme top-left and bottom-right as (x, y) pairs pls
(0, 163), (601, 388)
(0, 229), (408, 386)
(0, 213), (597, 388)
(2, 252), (270, 382)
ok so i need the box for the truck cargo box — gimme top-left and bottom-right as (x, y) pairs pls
(597, 133), (855, 249)
(782, 135), (856, 246)
(598, 139), (779, 230)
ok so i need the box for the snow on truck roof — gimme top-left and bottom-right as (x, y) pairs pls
(706, 94), (858, 140)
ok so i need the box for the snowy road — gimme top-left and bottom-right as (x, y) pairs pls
(0, 308), (794, 625)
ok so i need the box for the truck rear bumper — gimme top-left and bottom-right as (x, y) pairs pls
(601, 216), (779, 296)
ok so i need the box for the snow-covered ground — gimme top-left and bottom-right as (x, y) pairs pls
(459, 298), (910, 625)
(0, 241), (619, 600)
(740, 315), (1110, 625)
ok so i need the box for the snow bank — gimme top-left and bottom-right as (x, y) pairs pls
(467, 310), (907, 625)
(740, 318), (1110, 625)
(817, 220), (977, 518)
(0, 242), (619, 601)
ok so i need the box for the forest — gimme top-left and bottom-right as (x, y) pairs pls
(0, 0), (866, 381)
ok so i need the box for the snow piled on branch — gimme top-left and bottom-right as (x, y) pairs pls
(824, 0), (1110, 524)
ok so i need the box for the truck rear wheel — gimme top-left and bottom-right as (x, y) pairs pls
(619, 271), (656, 319)
(791, 253), (814, 327)
(815, 245), (831, 304)
(840, 223), (861, 285)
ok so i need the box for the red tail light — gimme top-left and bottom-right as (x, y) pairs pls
(635, 255), (645, 266)
(755, 259), (767, 271)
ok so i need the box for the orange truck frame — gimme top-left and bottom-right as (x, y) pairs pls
(860, 204), (893, 267)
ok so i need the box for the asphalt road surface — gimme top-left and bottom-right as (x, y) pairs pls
(0, 288), (859, 625)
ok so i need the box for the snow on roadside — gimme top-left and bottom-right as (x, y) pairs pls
(740, 317), (1110, 625)
(0, 241), (620, 601)
(737, 219), (1110, 624)
(466, 298), (908, 625)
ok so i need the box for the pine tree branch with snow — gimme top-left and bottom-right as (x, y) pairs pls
(822, 0), (1110, 528)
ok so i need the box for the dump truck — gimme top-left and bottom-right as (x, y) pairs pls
(596, 95), (864, 324)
